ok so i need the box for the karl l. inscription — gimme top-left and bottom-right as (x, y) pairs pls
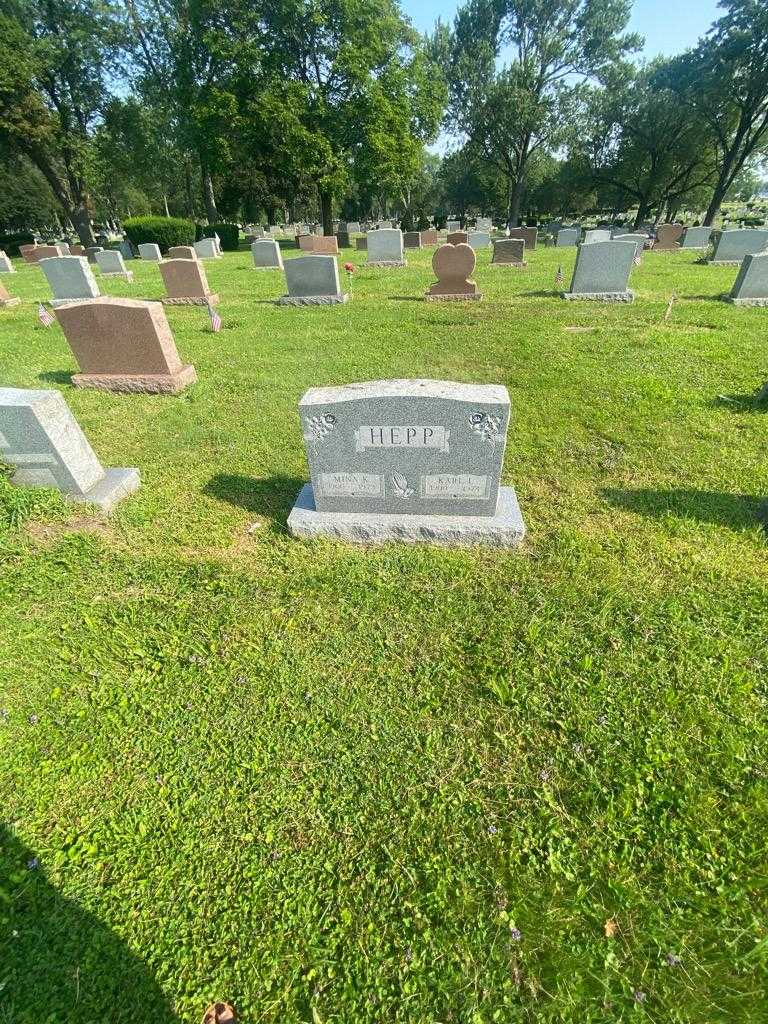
(355, 425), (450, 453)
(422, 474), (491, 500)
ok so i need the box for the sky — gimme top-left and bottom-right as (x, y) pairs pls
(403, 0), (723, 59)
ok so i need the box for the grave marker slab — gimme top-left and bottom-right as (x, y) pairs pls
(367, 229), (406, 267)
(420, 229), (438, 246)
(194, 238), (221, 259)
(403, 231), (422, 250)
(85, 246), (103, 263)
(118, 240), (135, 260)
(426, 243), (481, 302)
(491, 239), (526, 267)
(70, 245), (86, 257)
(727, 251), (768, 306)
(159, 258), (218, 305)
(709, 229), (768, 265)
(584, 229), (612, 244)
(54, 297), (197, 394)
(288, 379), (525, 547)
(95, 249), (133, 281)
(563, 239), (635, 302)
(468, 231), (491, 249)
(355, 237), (368, 251)
(556, 228), (580, 247)
(312, 236), (339, 254)
(654, 224), (684, 251)
(347, 222), (361, 233)
(0, 387), (139, 511)
(40, 256), (100, 307)
(613, 234), (646, 263)
(447, 220), (461, 232)
(0, 251), (15, 273)
(138, 243), (162, 261)
(446, 231), (469, 246)
(251, 239), (283, 270)
(508, 227), (537, 250)
(279, 255), (348, 306)
(19, 244), (39, 264)
(167, 246), (197, 260)
(336, 232), (351, 249)
(476, 217), (492, 232)
(681, 226), (713, 250)
(34, 245), (64, 261)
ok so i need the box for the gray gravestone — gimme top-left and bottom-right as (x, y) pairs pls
(288, 380), (525, 546)
(613, 233), (646, 262)
(279, 255), (347, 305)
(491, 239), (526, 266)
(447, 220), (461, 232)
(476, 217), (492, 232)
(0, 387), (139, 511)
(681, 226), (713, 250)
(584, 229), (612, 244)
(710, 228), (768, 265)
(138, 243), (161, 261)
(0, 251), (15, 273)
(728, 252), (768, 305)
(251, 239), (284, 270)
(367, 229), (406, 267)
(118, 239), (134, 260)
(468, 231), (491, 249)
(40, 256), (100, 307)
(557, 228), (580, 247)
(194, 238), (221, 259)
(347, 222), (361, 233)
(563, 240), (636, 302)
(403, 231), (422, 249)
(95, 249), (133, 280)
(85, 246), (103, 264)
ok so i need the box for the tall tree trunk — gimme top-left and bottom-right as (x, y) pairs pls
(319, 186), (333, 236)
(201, 163), (219, 222)
(633, 199), (651, 231)
(703, 181), (729, 226)
(508, 177), (525, 228)
(71, 203), (96, 247)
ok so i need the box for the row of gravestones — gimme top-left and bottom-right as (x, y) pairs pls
(0, 377), (525, 548)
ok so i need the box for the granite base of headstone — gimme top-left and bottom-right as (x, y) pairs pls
(426, 243), (482, 302)
(0, 281), (21, 307)
(278, 255), (348, 306)
(726, 252), (768, 306)
(287, 380), (525, 548)
(54, 296), (197, 394)
(0, 387), (140, 511)
(562, 240), (635, 302)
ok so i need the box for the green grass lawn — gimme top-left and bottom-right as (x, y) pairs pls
(0, 242), (767, 1023)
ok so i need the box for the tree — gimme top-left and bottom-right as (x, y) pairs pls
(436, 0), (640, 227)
(662, 0), (768, 225)
(0, 153), (59, 229)
(0, 1), (121, 243)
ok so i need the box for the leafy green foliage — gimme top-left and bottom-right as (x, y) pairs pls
(204, 222), (239, 251)
(0, 231), (36, 256)
(122, 216), (195, 251)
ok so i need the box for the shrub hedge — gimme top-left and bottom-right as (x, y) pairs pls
(123, 216), (195, 252)
(202, 222), (240, 251)
(0, 232), (36, 257)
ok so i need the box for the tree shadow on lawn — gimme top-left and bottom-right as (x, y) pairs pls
(712, 392), (768, 414)
(0, 824), (178, 1023)
(602, 487), (768, 533)
(204, 472), (305, 526)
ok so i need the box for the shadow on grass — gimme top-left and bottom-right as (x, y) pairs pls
(38, 369), (72, 385)
(602, 487), (768, 533)
(204, 473), (304, 525)
(0, 824), (178, 1022)
(712, 393), (768, 414)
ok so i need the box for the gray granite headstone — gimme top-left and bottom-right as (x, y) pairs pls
(279, 255), (347, 305)
(85, 246), (104, 264)
(95, 249), (133, 280)
(367, 229), (405, 266)
(476, 217), (492, 231)
(681, 226), (713, 250)
(613, 234), (646, 262)
(564, 240), (635, 302)
(710, 229), (768, 265)
(194, 238), (221, 259)
(468, 231), (491, 249)
(40, 256), (100, 307)
(556, 228), (580, 247)
(728, 251), (768, 305)
(0, 387), (139, 511)
(251, 239), (283, 270)
(287, 379), (525, 547)
(0, 251), (15, 273)
(118, 239), (135, 260)
(584, 229), (611, 244)
(447, 220), (461, 232)
(347, 222), (361, 233)
(138, 243), (162, 261)
(491, 239), (526, 266)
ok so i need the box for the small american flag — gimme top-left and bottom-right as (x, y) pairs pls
(555, 265), (564, 286)
(207, 302), (222, 333)
(38, 302), (54, 327)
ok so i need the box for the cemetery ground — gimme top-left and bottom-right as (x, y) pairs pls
(0, 243), (766, 1024)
